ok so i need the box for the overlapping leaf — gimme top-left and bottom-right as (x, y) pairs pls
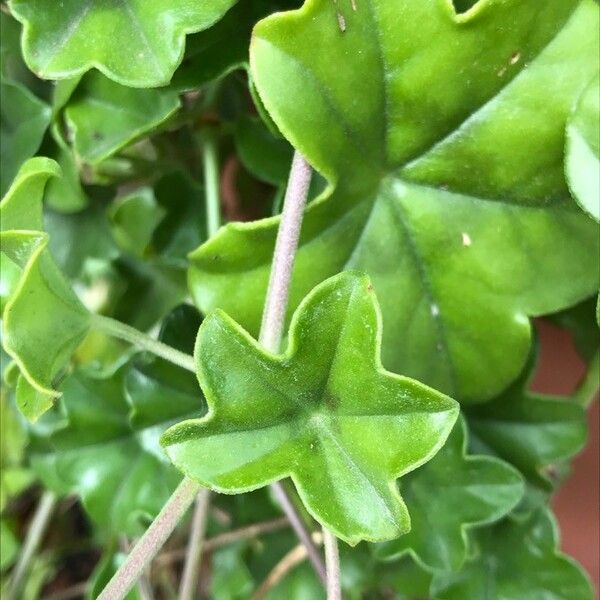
(189, 0), (600, 402)
(566, 75), (600, 221)
(376, 418), (523, 571)
(431, 508), (593, 600)
(9, 0), (238, 87)
(467, 352), (587, 496)
(32, 305), (205, 535)
(162, 272), (459, 544)
(64, 72), (180, 165)
(0, 158), (91, 420)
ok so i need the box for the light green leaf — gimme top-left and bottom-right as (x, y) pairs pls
(431, 509), (593, 600)
(162, 272), (458, 544)
(566, 74), (600, 220)
(0, 78), (51, 195)
(0, 158), (91, 421)
(466, 353), (587, 493)
(9, 0), (238, 87)
(64, 72), (180, 165)
(376, 418), (523, 571)
(109, 187), (166, 258)
(189, 0), (600, 402)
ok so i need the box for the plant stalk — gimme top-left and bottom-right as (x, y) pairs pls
(323, 528), (342, 600)
(97, 478), (200, 600)
(7, 491), (57, 600)
(574, 350), (599, 408)
(254, 151), (327, 584)
(203, 131), (221, 238)
(178, 489), (211, 600)
(92, 314), (196, 373)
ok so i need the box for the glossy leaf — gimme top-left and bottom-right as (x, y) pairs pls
(0, 78), (51, 195)
(431, 509), (593, 600)
(0, 158), (91, 420)
(162, 272), (459, 544)
(376, 418), (523, 572)
(566, 74), (600, 221)
(64, 72), (180, 165)
(189, 0), (600, 402)
(33, 306), (204, 534)
(9, 0), (238, 87)
(467, 352), (587, 494)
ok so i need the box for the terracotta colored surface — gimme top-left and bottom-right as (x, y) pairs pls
(532, 320), (599, 592)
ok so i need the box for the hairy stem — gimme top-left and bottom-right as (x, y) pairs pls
(323, 529), (342, 600)
(97, 478), (200, 600)
(259, 151), (312, 351)
(178, 489), (211, 600)
(92, 314), (195, 373)
(7, 491), (57, 600)
(255, 151), (327, 583)
(203, 131), (221, 238)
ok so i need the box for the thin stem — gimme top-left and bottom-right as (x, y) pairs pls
(574, 351), (599, 408)
(203, 131), (221, 238)
(156, 517), (289, 566)
(251, 532), (323, 600)
(323, 529), (342, 600)
(120, 538), (155, 600)
(98, 478), (200, 600)
(92, 314), (196, 373)
(271, 482), (327, 584)
(7, 491), (57, 600)
(178, 489), (211, 600)
(254, 151), (327, 583)
(259, 151), (312, 351)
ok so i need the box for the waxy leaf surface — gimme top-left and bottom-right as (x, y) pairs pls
(162, 273), (459, 544)
(565, 75), (600, 220)
(467, 353), (587, 493)
(9, 0), (237, 87)
(376, 418), (523, 572)
(64, 73), (180, 165)
(431, 509), (593, 600)
(0, 78), (51, 195)
(0, 158), (90, 420)
(189, 0), (600, 402)
(34, 306), (205, 535)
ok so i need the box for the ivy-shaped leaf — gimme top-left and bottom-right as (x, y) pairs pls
(466, 352), (587, 495)
(0, 78), (51, 195)
(63, 72), (180, 165)
(375, 418), (523, 572)
(0, 158), (91, 421)
(8, 0), (238, 87)
(189, 0), (599, 402)
(162, 272), (459, 544)
(565, 74), (600, 221)
(32, 306), (205, 535)
(431, 509), (593, 600)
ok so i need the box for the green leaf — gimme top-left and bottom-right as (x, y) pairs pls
(108, 187), (166, 258)
(34, 306), (204, 535)
(235, 114), (293, 186)
(376, 418), (523, 571)
(466, 353), (587, 494)
(189, 0), (600, 402)
(431, 508), (593, 600)
(1, 158), (91, 421)
(9, 0), (238, 87)
(64, 72), (180, 165)
(566, 74), (599, 221)
(0, 520), (19, 571)
(0, 78), (51, 195)
(162, 272), (458, 544)
(211, 545), (254, 600)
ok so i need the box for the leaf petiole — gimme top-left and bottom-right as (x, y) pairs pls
(91, 314), (196, 373)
